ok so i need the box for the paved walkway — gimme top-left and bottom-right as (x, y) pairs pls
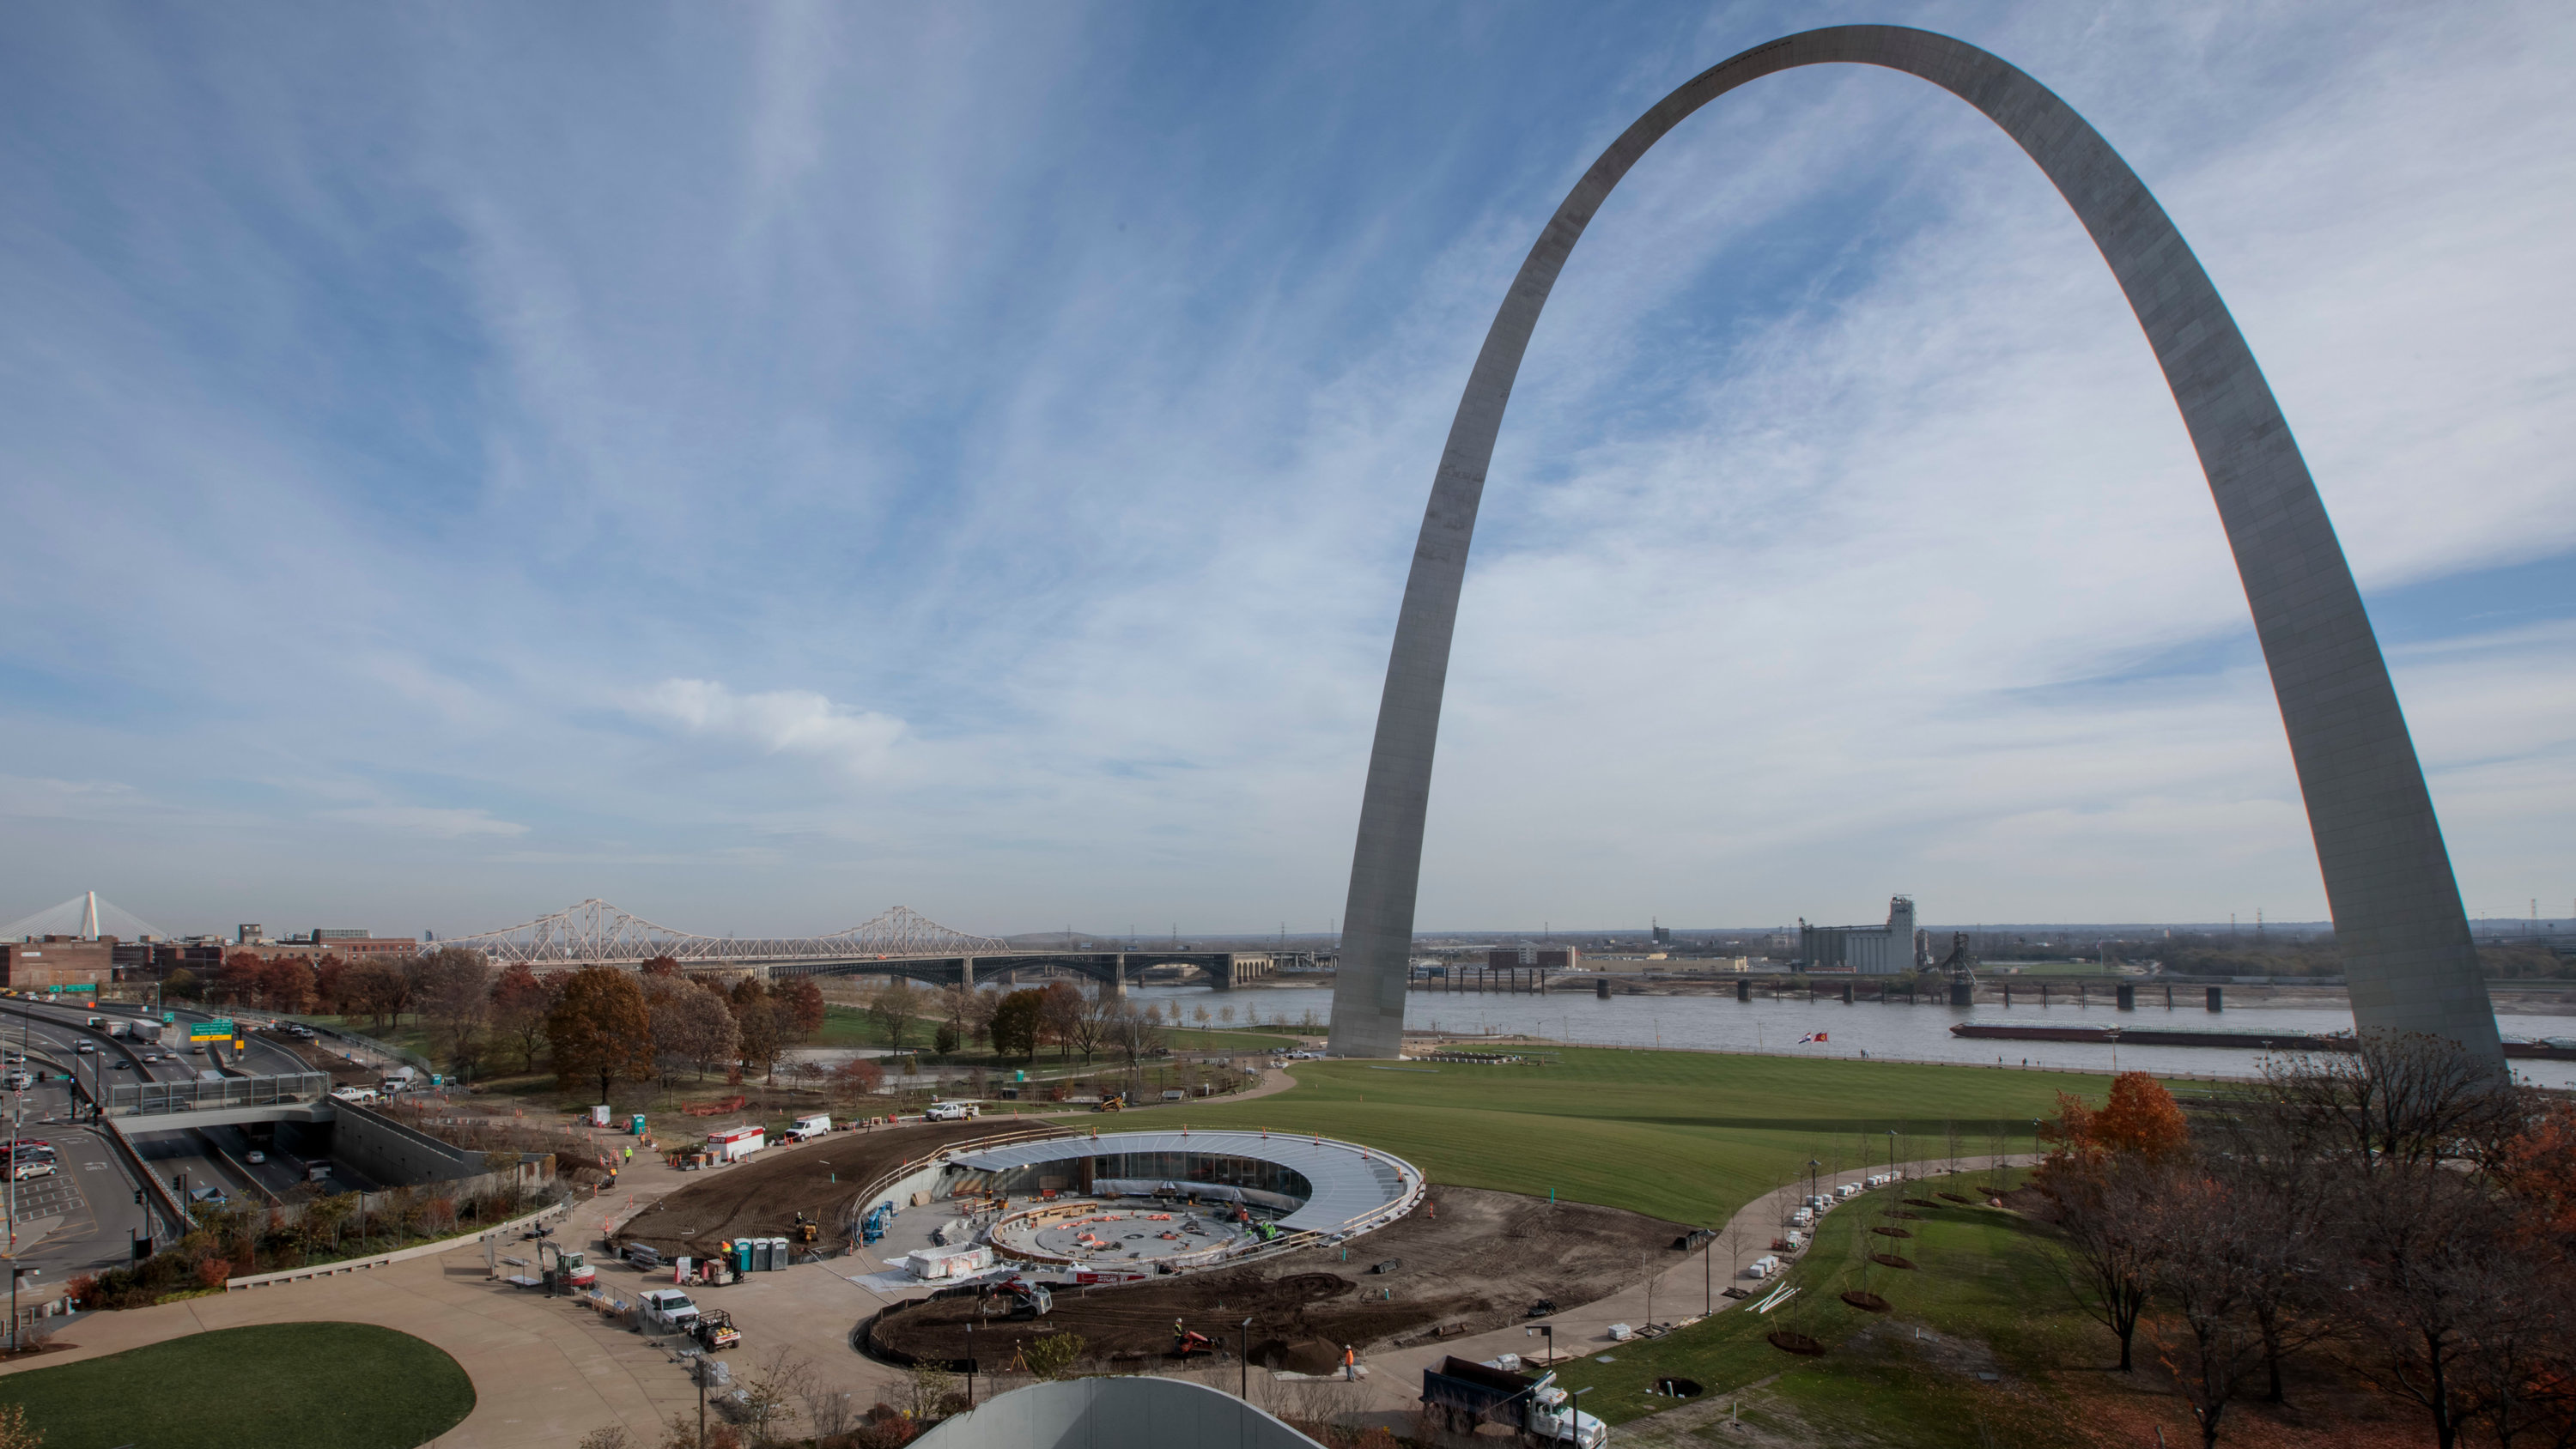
(1340, 1154), (2038, 1423)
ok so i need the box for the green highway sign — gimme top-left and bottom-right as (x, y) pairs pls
(188, 1018), (233, 1042)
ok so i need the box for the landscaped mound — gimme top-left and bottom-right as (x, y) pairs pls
(1766, 1330), (1825, 1355)
(0, 1321), (472, 1449)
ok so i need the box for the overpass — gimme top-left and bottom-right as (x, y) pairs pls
(101, 1071), (338, 1132)
(438, 900), (1300, 991)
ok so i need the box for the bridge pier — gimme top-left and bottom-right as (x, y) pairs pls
(1109, 955), (1127, 999)
(962, 955), (975, 991)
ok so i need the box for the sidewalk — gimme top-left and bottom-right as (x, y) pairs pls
(1345, 1154), (2038, 1420)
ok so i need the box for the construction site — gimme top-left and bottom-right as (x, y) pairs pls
(613, 1119), (1048, 1261)
(864, 1183), (1688, 1376)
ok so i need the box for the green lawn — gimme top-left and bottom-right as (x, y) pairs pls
(1121, 1048), (2105, 1226)
(0, 1322), (475, 1449)
(1544, 1172), (2094, 1443)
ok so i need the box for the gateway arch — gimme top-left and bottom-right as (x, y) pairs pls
(1327, 26), (2502, 1063)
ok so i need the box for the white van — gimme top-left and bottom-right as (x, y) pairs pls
(785, 1113), (831, 1142)
(1742, 1254), (1782, 1280)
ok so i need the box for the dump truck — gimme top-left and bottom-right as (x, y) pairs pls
(1422, 1357), (1607, 1446)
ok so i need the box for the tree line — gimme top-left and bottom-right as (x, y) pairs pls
(844, 977), (1176, 1067)
(2040, 1035), (2576, 1448)
(544, 959), (827, 1102)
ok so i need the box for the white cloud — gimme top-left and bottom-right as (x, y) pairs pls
(321, 806), (530, 839)
(0, 776), (158, 820)
(636, 679), (906, 777)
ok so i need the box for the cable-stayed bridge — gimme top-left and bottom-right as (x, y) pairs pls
(3, 890), (164, 942)
(438, 898), (1292, 991)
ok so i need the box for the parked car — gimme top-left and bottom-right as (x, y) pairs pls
(246, 1150), (266, 1165)
(188, 1186), (229, 1207)
(11, 1161), (55, 1182)
(74, 1042), (94, 1054)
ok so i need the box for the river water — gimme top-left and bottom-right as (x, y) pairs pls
(1121, 982), (2576, 1090)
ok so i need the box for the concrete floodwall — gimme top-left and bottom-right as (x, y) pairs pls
(912, 1376), (1323, 1449)
(331, 1097), (492, 1184)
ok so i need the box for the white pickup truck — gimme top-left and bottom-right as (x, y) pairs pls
(924, 1101), (979, 1123)
(638, 1288), (702, 1335)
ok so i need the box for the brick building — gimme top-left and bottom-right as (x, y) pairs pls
(3, 937), (116, 991)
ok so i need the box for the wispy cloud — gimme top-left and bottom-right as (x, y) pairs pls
(635, 680), (906, 777)
(321, 806), (530, 839)
(0, 3), (2566, 936)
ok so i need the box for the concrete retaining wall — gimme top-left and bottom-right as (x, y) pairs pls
(331, 1098), (489, 1184)
(226, 1197), (573, 1291)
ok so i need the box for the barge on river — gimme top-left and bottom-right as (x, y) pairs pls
(1949, 1022), (2576, 1059)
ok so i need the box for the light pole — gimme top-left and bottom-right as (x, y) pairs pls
(1239, 1317), (1253, 1399)
(1704, 1226), (1713, 1316)
(966, 1321), (977, 1408)
(8, 1267), (35, 1354)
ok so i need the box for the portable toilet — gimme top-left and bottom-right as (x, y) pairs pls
(732, 1240), (755, 1275)
(754, 1239), (774, 1272)
(769, 1236), (789, 1270)
(630, 1113), (648, 1136)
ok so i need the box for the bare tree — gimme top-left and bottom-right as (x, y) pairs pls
(2335, 1161), (2526, 1449)
(906, 1362), (959, 1422)
(417, 947), (494, 1078)
(648, 979), (738, 1083)
(866, 979), (925, 1052)
(1110, 1000), (1165, 1068)
(2249, 1032), (2521, 1173)
(733, 1346), (814, 1446)
(2048, 1155), (2166, 1371)
(1060, 987), (1114, 1065)
(2145, 1173), (2268, 1449)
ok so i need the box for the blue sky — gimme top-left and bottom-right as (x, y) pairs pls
(2, 2), (2569, 941)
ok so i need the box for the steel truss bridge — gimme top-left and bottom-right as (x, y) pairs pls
(439, 899), (1299, 991)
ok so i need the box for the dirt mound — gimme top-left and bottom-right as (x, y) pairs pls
(617, 1121), (1066, 1257)
(868, 1185), (1687, 1372)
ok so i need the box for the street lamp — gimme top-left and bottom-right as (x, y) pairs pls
(9, 1267), (37, 1354)
(1239, 1317), (1253, 1400)
(966, 1321), (977, 1409)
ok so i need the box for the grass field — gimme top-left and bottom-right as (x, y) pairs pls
(1123, 1048), (2105, 1226)
(1542, 1171), (2095, 1442)
(0, 1322), (475, 1449)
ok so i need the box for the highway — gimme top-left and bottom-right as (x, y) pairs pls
(3, 1000), (268, 1225)
(0, 1000), (165, 1287)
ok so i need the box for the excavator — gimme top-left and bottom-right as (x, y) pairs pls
(981, 1276), (1053, 1320)
(1171, 1322), (1218, 1360)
